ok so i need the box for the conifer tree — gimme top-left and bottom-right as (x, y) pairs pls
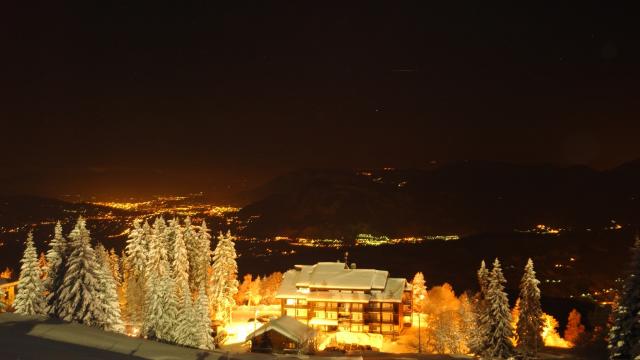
(45, 221), (68, 316)
(143, 220), (170, 339)
(58, 217), (105, 326)
(209, 230), (239, 324)
(412, 272), (427, 313)
(174, 282), (196, 347)
(197, 220), (212, 287)
(486, 258), (514, 359)
(516, 258), (544, 357)
(125, 219), (147, 325)
(108, 248), (122, 288)
(152, 216), (168, 263)
(183, 216), (200, 292)
(194, 286), (214, 350)
(14, 231), (46, 316)
(95, 243), (124, 332)
(564, 309), (585, 345)
(609, 235), (640, 359)
(469, 260), (490, 355)
(165, 218), (181, 265)
(172, 222), (190, 300)
(157, 273), (178, 342)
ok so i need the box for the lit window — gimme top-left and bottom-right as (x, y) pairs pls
(286, 299), (296, 305)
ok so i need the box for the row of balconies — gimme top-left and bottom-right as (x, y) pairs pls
(301, 314), (400, 324)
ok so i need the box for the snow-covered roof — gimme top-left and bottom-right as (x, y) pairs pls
(370, 278), (405, 303)
(276, 262), (407, 303)
(245, 315), (315, 344)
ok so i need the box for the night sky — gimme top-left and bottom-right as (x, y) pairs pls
(1, 2), (638, 200)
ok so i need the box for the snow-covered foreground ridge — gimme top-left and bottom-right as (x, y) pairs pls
(0, 312), (223, 360)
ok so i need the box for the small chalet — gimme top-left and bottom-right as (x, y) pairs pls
(246, 315), (316, 354)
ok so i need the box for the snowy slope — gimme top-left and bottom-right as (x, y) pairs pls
(0, 313), (224, 359)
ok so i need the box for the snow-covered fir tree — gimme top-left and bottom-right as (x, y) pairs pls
(14, 231), (46, 316)
(485, 258), (514, 359)
(95, 243), (124, 333)
(458, 293), (476, 353)
(469, 260), (490, 355)
(152, 216), (168, 262)
(126, 219), (148, 277)
(165, 218), (181, 265)
(411, 272), (427, 313)
(516, 258), (544, 357)
(609, 234), (640, 359)
(209, 230), (239, 324)
(108, 248), (122, 288)
(45, 221), (68, 316)
(142, 219), (175, 341)
(183, 216), (201, 292)
(196, 220), (212, 287)
(172, 220), (190, 300)
(194, 286), (214, 350)
(174, 282), (196, 347)
(158, 272), (178, 342)
(124, 218), (147, 325)
(57, 217), (105, 326)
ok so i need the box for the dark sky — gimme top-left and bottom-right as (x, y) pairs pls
(1, 2), (638, 200)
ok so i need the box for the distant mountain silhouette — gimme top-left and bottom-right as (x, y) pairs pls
(237, 161), (640, 239)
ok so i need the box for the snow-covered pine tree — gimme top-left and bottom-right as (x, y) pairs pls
(157, 272), (178, 343)
(486, 258), (514, 359)
(57, 217), (105, 326)
(194, 286), (214, 350)
(469, 260), (490, 355)
(14, 231), (46, 316)
(458, 292), (476, 353)
(172, 220), (190, 300)
(174, 282), (196, 347)
(108, 248), (122, 287)
(95, 243), (124, 333)
(142, 219), (172, 340)
(152, 216), (168, 262)
(125, 218), (147, 325)
(183, 216), (200, 292)
(516, 258), (544, 357)
(165, 218), (181, 265)
(196, 220), (212, 288)
(209, 230), (239, 325)
(411, 272), (427, 313)
(609, 234), (640, 359)
(45, 221), (68, 316)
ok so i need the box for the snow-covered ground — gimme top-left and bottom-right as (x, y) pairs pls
(0, 312), (274, 360)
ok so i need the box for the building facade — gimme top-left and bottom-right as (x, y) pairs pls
(276, 262), (412, 335)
